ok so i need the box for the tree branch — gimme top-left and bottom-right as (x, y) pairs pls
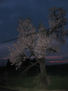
(21, 61), (39, 74)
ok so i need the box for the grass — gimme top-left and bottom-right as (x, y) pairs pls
(0, 64), (68, 91)
(1, 73), (68, 91)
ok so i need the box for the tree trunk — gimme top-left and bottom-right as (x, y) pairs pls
(39, 58), (48, 87)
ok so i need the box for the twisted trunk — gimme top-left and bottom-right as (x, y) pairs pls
(39, 58), (48, 87)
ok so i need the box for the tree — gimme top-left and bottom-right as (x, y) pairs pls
(8, 7), (68, 87)
(34, 7), (67, 86)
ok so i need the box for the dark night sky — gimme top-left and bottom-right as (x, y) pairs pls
(0, 0), (68, 58)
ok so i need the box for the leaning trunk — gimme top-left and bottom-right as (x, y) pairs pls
(39, 58), (48, 87)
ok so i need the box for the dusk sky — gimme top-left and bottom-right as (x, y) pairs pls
(0, 0), (68, 58)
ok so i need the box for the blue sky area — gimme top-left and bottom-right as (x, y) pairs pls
(0, 0), (68, 58)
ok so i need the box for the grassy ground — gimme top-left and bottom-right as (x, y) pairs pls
(0, 73), (68, 91)
(7, 75), (68, 89)
(0, 64), (68, 91)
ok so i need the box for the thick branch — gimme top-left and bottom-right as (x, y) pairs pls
(21, 61), (39, 74)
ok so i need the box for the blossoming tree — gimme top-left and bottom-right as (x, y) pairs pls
(8, 7), (68, 86)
